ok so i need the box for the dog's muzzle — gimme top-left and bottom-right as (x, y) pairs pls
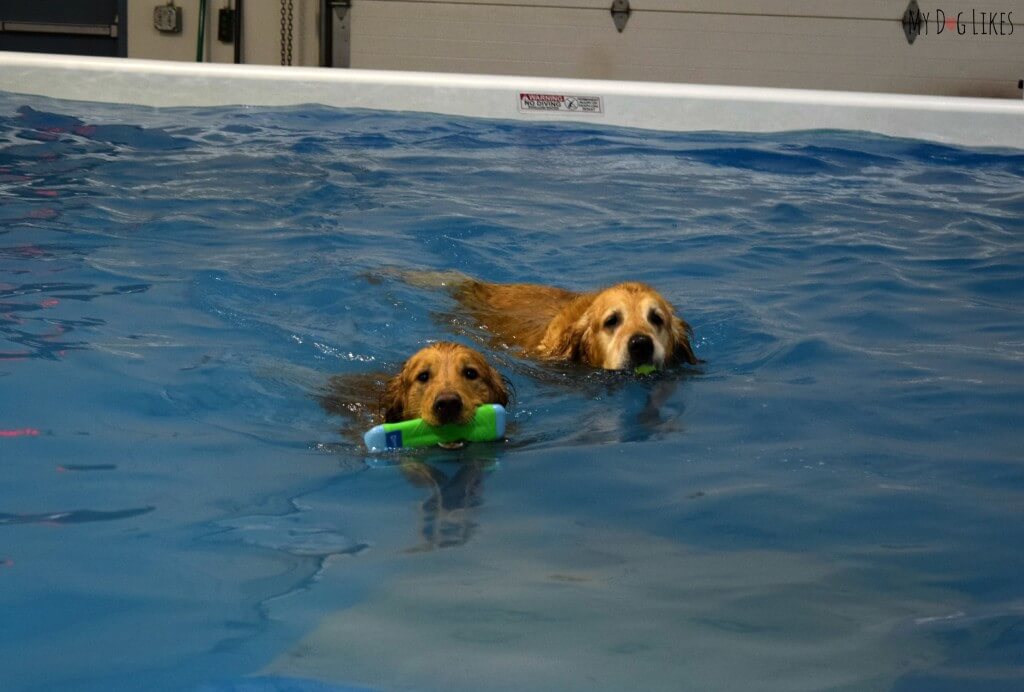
(627, 333), (655, 366)
(432, 392), (464, 424)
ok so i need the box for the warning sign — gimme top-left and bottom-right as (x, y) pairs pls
(518, 93), (604, 115)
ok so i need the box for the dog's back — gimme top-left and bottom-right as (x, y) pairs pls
(454, 280), (584, 352)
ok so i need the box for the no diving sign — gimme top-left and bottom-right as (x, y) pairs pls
(519, 93), (604, 115)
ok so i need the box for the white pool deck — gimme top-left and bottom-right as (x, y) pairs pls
(0, 52), (1021, 149)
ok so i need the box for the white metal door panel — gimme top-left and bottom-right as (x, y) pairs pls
(350, 1), (1024, 97)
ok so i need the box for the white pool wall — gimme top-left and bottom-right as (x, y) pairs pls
(0, 52), (1021, 149)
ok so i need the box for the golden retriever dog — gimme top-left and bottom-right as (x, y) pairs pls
(321, 341), (509, 430)
(380, 341), (509, 426)
(320, 342), (508, 551)
(392, 271), (699, 371)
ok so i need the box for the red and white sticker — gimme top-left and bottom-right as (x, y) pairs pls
(518, 93), (604, 115)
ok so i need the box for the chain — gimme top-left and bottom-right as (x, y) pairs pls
(286, 0), (294, 66)
(280, 0), (286, 65)
(279, 0), (294, 66)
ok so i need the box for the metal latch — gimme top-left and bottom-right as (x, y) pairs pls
(320, 0), (352, 68)
(610, 0), (630, 33)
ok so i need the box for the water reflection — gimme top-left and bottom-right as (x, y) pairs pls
(319, 372), (503, 552)
(319, 356), (692, 553)
(0, 506), (154, 525)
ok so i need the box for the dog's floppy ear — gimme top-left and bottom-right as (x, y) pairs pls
(669, 314), (701, 365)
(380, 371), (408, 422)
(537, 293), (599, 365)
(545, 314), (596, 365)
(569, 321), (596, 365)
(480, 363), (510, 408)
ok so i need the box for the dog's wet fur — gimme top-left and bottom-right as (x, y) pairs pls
(321, 341), (510, 429)
(385, 269), (699, 371)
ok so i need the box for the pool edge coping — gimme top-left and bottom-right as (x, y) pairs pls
(1, 51), (1021, 148)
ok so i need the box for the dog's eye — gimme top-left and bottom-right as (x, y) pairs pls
(603, 313), (621, 330)
(463, 367), (479, 380)
(648, 310), (665, 328)
(416, 371), (430, 383)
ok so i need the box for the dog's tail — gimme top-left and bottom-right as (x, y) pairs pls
(365, 267), (474, 292)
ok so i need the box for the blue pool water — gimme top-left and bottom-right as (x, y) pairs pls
(2, 91), (1023, 692)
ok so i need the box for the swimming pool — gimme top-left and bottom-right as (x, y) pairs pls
(3, 61), (1024, 691)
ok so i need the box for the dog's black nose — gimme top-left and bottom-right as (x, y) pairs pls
(432, 393), (464, 423)
(627, 333), (655, 364)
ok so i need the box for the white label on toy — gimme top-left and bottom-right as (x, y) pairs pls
(518, 93), (604, 115)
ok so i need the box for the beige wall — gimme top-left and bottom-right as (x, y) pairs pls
(127, 1), (1024, 98)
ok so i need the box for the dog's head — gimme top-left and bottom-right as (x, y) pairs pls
(563, 282), (698, 370)
(381, 342), (509, 425)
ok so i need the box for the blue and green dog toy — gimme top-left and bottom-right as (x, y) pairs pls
(363, 404), (507, 452)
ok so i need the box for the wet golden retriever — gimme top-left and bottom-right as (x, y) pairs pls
(320, 342), (508, 550)
(394, 271), (699, 371)
(322, 341), (509, 429)
(380, 341), (509, 425)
